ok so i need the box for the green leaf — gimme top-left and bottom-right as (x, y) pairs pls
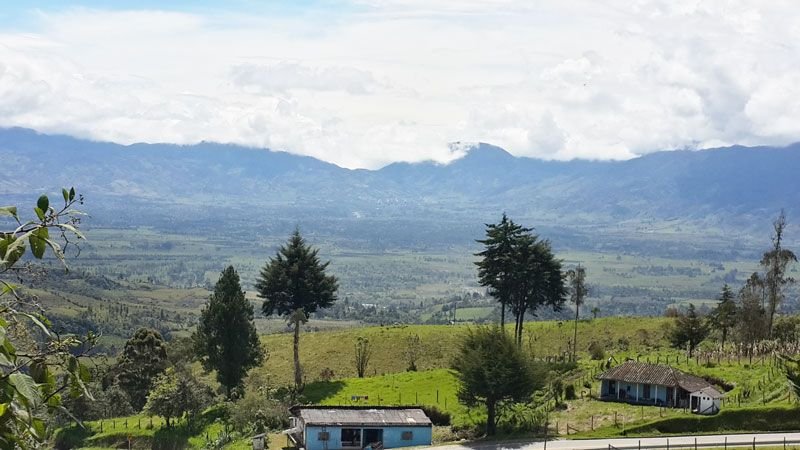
(30, 418), (46, 439)
(18, 312), (52, 338)
(62, 188), (69, 202)
(0, 403), (7, 417)
(69, 187), (75, 201)
(46, 394), (61, 408)
(0, 281), (15, 297)
(33, 207), (45, 221)
(55, 223), (85, 240)
(0, 352), (12, 368)
(36, 195), (49, 213)
(8, 373), (40, 407)
(29, 227), (48, 259)
(1, 233), (28, 268)
(0, 206), (17, 220)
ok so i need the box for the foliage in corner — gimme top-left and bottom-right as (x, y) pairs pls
(0, 188), (94, 449)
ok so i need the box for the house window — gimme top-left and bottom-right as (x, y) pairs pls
(341, 429), (361, 447)
(401, 431), (413, 441)
(643, 384), (651, 399)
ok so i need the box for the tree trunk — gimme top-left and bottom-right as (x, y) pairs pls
(500, 301), (505, 328)
(573, 304), (580, 361)
(293, 319), (302, 390)
(486, 399), (497, 436)
(516, 308), (525, 347)
(721, 329), (727, 350)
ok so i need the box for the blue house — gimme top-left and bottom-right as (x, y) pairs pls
(597, 361), (723, 415)
(288, 406), (433, 450)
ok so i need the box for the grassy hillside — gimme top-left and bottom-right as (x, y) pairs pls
(252, 317), (797, 438)
(255, 318), (672, 385)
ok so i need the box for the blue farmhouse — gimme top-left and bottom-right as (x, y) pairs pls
(597, 361), (723, 415)
(288, 406), (433, 450)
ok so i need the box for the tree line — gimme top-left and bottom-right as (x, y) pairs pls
(670, 211), (797, 357)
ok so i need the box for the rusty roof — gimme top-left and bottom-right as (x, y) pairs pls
(291, 406), (432, 427)
(597, 361), (714, 392)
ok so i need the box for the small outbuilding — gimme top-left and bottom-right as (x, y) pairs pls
(596, 361), (723, 415)
(287, 406), (433, 450)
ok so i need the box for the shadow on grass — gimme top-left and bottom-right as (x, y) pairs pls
(302, 380), (347, 403)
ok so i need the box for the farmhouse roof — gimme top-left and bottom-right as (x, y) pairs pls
(690, 386), (724, 399)
(597, 361), (716, 393)
(291, 406), (432, 427)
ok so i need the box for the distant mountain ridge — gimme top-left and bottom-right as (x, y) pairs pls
(1, 127), (798, 236)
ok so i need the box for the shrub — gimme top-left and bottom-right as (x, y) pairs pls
(419, 405), (451, 426)
(588, 341), (605, 360)
(564, 384), (576, 400)
(319, 368), (335, 382)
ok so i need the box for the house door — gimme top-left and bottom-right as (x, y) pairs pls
(666, 387), (674, 406)
(690, 395), (699, 411)
(363, 429), (383, 448)
(608, 380), (616, 396)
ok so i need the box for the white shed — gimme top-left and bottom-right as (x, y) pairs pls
(690, 386), (723, 415)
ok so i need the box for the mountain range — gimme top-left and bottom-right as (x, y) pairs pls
(2, 127), (798, 252)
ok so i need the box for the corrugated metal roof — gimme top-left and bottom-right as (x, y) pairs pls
(295, 407), (432, 427)
(597, 361), (714, 392)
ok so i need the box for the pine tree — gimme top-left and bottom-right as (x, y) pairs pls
(668, 304), (709, 357)
(507, 234), (566, 346)
(475, 214), (530, 328)
(255, 229), (338, 390)
(194, 266), (264, 397)
(708, 284), (737, 349)
(452, 326), (542, 436)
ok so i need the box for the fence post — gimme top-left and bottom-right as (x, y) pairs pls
(752, 436), (756, 450)
(667, 438), (669, 450)
(436, 390), (439, 403)
(724, 436), (727, 450)
(591, 415), (594, 431)
(695, 437), (697, 450)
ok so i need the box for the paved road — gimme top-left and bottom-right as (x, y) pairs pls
(436, 432), (800, 450)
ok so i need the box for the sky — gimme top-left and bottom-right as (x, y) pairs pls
(1, 1), (799, 169)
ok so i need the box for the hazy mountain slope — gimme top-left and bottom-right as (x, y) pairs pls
(1, 127), (798, 230)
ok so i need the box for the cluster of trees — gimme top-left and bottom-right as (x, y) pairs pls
(475, 214), (568, 346)
(670, 211), (797, 356)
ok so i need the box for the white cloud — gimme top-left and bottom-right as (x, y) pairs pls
(0, 1), (798, 168)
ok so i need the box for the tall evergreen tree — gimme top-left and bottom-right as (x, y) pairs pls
(194, 266), (264, 397)
(567, 264), (588, 361)
(452, 326), (541, 436)
(708, 284), (737, 349)
(507, 234), (566, 346)
(475, 214), (530, 328)
(737, 273), (769, 353)
(761, 210), (797, 338)
(114, 328), (168, 411)
(255, 229), (338, 390)
(668, 304), (709, 357)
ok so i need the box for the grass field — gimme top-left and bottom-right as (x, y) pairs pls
(252, 317), (798, 439)
(255, 318), (674, 385)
